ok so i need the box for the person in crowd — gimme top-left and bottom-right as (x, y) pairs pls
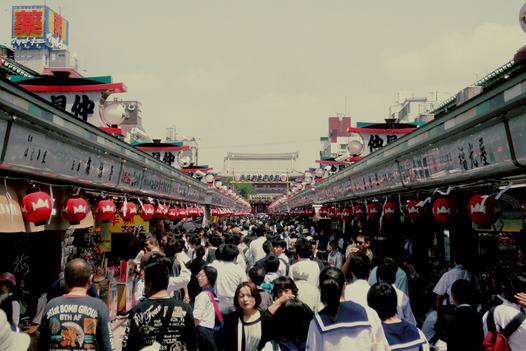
(290, 239), (320, 288)
(122, 262), (197, 351)
(160, 231), (175, 254)
(0, 309), (30, 351)
(187, 245), (208, 304)
(0, 273), (19, 328)
(446, 279), (483, 351)
(220, 282), (273, 351)
(327, 240), (343, 269)
(248, 266), (273, 311)
(262, 298), (313, 351)
(39, 258), (115, 351)
(355, 234), (379, 267)
(207, 234), (223, 264)
(210, 244), (248, 315)
(289, 266), (324, 313)
(263, 254), (280, 284)
(367, 283), (429, 351)
(314, 250), (330, 271)
(194, 266), (220, 351)
(47, 269), (100, 301)
(0, 291), (18, 332)
(225, 233), (248, 273)
(376, 257), (417, 326)
(271, 238), (289, 277)
(165, 237), (191, 302)
(482, 270), (526, 351)
(306, 267), (389, 350)
(343, 254), (372, 307)
(254, 240), (273, 268)
(368, 259), (410, 298)
(246, 226), (268, 268)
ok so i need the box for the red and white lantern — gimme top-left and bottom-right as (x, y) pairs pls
(328, 207), (336, 219)
(155, 204), (168, 219)
(197, 207), (205, 216)
(139, 203), (155, 221)
(319, 207), (328, 217)
(353, 204), (366, 219)
(62, 197), (89, 224)
(468, 194), (499, 226)
(367, 203), (382, 220)
(96, 199), (116, 223)
(120, 202), (137, 221)
(383, 202), (399, 221)
(433, 198), (457, 224)
(177, 208), (187, 219)
(335, 208), (343, 220)
(407, 200), (423, 222)
(210, 208), (218, 216)
(21, 191), (52, 226)
(168, 207), (179, 221)
(342, 207), (353, 220)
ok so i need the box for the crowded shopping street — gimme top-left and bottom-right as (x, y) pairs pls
(2, 1), (526, 351)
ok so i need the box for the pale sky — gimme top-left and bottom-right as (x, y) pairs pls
(2, 1), (526, 172)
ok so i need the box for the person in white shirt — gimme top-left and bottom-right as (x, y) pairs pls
(271, 238), (289, 277)
(290, 239), (320, 288)
(210, 244), (248, 315)
(245, 226), (267, 268)
(194, 266), (220, 351)
(343, 254), (372, 307)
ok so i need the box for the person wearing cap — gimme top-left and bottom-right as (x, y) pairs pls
(38, 258), (115, 351)
(0, 309), (29, 351)
(0, 273), (19, 328)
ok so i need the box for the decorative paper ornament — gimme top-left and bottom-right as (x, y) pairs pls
(353, 204), (366, 219)
(319, 207), (328, 217)
(367, 203), (382, 220)
(155, 204), (168, 219)
(328, 207), (336, 219)
(62, 197), (88, 225)
(139, 203), (155, 221)
(335, 208), (343, 220)
(187, 207), (198, 217)
(96, 199), (116, 223)
(120, 202), (137, 221)
(210, 208), (218, 216)
(468, 195), (499, 226)
(342, 207), (353, 220)
(197, 207), (205, 216)
(21, 191), (52, 226)
(433, 198), (457, 224)
(307, 207), (315, 216)
(383, 202), (399, 221)
(407, 200), (423, 222)
(168, 207), (179, 221)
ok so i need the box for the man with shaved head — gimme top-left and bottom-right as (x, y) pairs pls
(39, 258), (115, 350)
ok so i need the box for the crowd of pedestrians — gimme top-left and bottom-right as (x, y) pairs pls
(2, 215), (526, 351)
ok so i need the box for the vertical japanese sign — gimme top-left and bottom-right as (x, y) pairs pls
(12, 5), (68, 50)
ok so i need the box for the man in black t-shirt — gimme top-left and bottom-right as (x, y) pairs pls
(122, 262), (197, 351)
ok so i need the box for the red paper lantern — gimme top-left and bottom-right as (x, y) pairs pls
(433, 198), (457, 224)
(120, 202), (137, 221)
(307, 207), (315, 216)
(328, 207), (336, 219)
(468, 195), (499, 226)
(335, 208), (343, 220)
(210, 208), (218, 216)
(198, 207), (204, 216)
(155, 204), (168, 219)
(62, 197), (89, 224)
(383, 202), (399, 221)
(21, 191), (53, 226)
(139, 203), (155, 221)
(177, 208), (187, 219)
(353, 204), (366, 219)
(168, 207), (179, 221)
(407, 200), (423, 222)
(318, 207), (328, 217)
(96, 199), (116, 223)
(342, 207), (353, 220)
(367, 203), (382, 220)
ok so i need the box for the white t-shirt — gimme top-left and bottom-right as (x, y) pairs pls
(193, 289), (217, 329)
(482, 304), (526, 351)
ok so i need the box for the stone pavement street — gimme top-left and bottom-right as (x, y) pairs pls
(111, 315), (129, 351)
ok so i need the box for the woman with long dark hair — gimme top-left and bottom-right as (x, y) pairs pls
(306, 267), (389, 350)
(219, 281), (273, 351)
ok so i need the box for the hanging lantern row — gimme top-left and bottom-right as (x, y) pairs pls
(312, 193), (501, 226)
(19, 189), (245, 226)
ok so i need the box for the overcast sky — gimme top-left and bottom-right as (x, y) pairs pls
(2, 1), (526, 172)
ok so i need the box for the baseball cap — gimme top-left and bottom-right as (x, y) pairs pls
(0, 310), (30, 351)
(0, 273), (15, 287)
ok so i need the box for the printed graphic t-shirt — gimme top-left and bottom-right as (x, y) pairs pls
(39, 294), (115, 351)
